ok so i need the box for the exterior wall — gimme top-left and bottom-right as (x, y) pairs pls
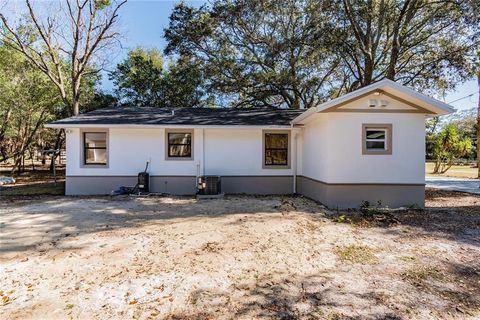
(64, 108), (426, 208)
(301, 113), (330, 182)
(301, 112), (425, 184)
(66, 176), (197, 195)
(203, 129), (297, 176)
(65, 127), (299, 195)
(221, 176), (292, 194)
(67, 128), (202, 177)
(326, 112), (425, 184)
(299, 110), (426, 208)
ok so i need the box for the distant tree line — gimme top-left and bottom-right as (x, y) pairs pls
(0, 0), (122, 173)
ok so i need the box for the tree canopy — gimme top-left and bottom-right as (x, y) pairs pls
(432, 124), (473, 173)
(0, 0), (126, 116)
(165, 0), (340, 109)
(109, 48), (205, 107)
(164, 0), (480, 108)
(336, 0), (479, 93)
(0, 34), (116, 173)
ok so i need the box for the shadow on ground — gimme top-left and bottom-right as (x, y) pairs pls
(1, 188), (479, 254)
(1, 190), (479, 319)
(163, 260), (479, 319)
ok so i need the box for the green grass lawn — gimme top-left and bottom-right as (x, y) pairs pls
(426, 162), (478, 179)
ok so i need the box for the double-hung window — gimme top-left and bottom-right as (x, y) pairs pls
(83, 131), (108, 166)
(263, 131), (290, 168)
(166, 130), (193, 159)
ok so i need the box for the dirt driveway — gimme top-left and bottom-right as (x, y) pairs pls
(1, 190), (479, 320)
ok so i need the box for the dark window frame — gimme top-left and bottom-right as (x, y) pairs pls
(81, 130), (108, 167)
(262, 130), (291, 169)
(165, 129), (194, 160)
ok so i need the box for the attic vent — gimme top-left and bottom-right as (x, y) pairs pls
(380, 100), (389, 108)
(368, 99), (378, 108)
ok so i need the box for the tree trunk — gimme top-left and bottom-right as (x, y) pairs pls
(433, 158), (441, 173)
(31, 149), (35, 171)
(73, 99), (80, 117)
(477, 71), (480, 178)
(49, 130), (64, 172)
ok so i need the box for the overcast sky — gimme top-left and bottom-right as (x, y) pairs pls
(2, 0), (478, 110)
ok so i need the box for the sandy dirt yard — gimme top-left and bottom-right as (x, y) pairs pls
(1, 189), (479, 320)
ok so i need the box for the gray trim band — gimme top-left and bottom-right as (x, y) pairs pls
(298, 175), (425, 186)
(297, 176), (425, 209)
(66, 175), (294, 195)
(65, 174), (425, 209)
(67, 175), (197, 178)
(221, 176), (293, 194)
(66, 176), (197, 195)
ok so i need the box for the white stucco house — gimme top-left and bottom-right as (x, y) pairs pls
(46, 79), (454, 208)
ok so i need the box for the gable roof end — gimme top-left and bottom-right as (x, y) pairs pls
(292, 79), (455, 124)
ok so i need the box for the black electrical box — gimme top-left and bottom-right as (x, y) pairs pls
(138, 172), (149, 192)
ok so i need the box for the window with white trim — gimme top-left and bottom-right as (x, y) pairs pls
(362, 124), (392, 155)
(365, 129), (387, 150)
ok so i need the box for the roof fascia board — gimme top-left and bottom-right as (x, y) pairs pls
(291, 107), (316, 124)
(386, 80), (454, 113)
(45, 124), (294, 129)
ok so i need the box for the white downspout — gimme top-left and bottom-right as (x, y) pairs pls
(202, 128), (206, 176)
(292, 125), (298, 194)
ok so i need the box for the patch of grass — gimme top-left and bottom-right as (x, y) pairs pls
(401, 264), (444, 283)
(397, 255), (418, 262)
(331, 211), (399, 228)
(335, 244), (377, 264)
(426, 162), (477, 179)
(1, 181), (65, 196)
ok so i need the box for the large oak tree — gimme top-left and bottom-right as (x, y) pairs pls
(165, 0), (480, 107)
(165, 0), (341, 109)
(337, 0), (480, 93)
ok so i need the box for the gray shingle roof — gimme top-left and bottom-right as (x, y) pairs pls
(49, 106), (305, 127)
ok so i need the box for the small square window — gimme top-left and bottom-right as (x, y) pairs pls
(362, 124), (392, 155)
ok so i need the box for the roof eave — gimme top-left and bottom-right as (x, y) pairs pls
(44, 123), (295, 129)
